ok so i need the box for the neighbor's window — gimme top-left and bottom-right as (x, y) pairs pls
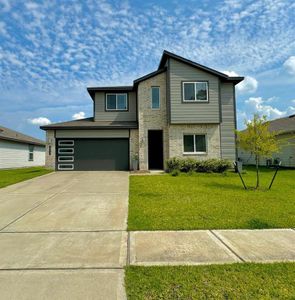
(151, 87), (160, 109)
(28, 145), (34, 161)
(183, 82), (208, 102)
(106, 94), (128, 111)
(183, 134), (206, 153)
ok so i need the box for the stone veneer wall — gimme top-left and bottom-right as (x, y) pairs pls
(129, 129), (139, 170)
(137, 72), (169, 170)
(45, 130), (56, 169)
(169, 124), (221, 160)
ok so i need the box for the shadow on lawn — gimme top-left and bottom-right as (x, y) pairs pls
(247, 218), (275, 229)
(206, 182), (245, 191)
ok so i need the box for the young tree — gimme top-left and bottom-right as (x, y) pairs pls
(237, 114), (279, 189)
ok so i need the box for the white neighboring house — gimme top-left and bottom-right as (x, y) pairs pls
(0, 126), (46, 169)
(238, 114), (295, 168)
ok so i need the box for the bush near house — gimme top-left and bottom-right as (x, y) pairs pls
(166, 157), (232, 173)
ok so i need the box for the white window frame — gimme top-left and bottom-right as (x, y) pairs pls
(106, 93), (128, 111)
(183, 134), (207, 154)
(58, 164), (74, 170)
(58, 156), (74, 162)
(58, 140), (74, 146)
(58, 148), (74, 154)
(151, 86), (160, 109)
(28, 145), (34, 161)
(182, 82), (209, 102)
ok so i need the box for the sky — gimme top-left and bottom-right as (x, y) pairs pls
(0, 0), (295, 140)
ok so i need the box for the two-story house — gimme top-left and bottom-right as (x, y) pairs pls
(41, 51), (244, 171)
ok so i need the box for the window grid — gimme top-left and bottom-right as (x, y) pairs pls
(106, 93), (128, 111)
(183, 134), (206, 154)
(182, 82), (208, 102)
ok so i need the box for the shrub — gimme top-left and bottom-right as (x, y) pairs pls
(171, 169), (180, 177)
(181, 158), (197, 173)
(165, 157), (182, 173)
(166, 157), (232, 174)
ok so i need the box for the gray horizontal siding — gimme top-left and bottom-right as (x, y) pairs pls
(169, 58), (220, 124)
(56, 129), (129, 138)
(220, 82), (236, 160)
(94, 91), (137, 122)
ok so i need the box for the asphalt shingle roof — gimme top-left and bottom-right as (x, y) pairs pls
(0, 126), (45, 146)
(40, 117), (138, 130)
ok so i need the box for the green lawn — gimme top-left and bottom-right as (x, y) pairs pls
(0, 167), (53, 188)
(125, 263), (295, 300)
(128, 167), (295, 230)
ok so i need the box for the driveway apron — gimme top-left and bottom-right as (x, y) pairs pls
(0, 171), (128, 300)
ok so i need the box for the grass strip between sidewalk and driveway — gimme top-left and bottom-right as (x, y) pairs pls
(0, 167), (53, 188)
(125, 263), (295, 300)
(128, 166), (295, 230)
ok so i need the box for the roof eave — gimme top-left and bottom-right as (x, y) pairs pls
(86, 86), (134, 101)
(133, 67), (167, 85)
(0, 136), (45, 146)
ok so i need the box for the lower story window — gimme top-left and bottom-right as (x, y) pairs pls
(28, 145), (34, 161)
(183, 134), (206, 153)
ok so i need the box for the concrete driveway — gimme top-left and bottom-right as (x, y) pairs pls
(0, 171), (128, 299)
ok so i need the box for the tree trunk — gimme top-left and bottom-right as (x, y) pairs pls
(255, 155), (259, 189)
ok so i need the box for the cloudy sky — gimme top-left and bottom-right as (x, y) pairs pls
(1, 0), (295, 140)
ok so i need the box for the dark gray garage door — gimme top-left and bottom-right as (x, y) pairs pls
(57, 139), (129, 171)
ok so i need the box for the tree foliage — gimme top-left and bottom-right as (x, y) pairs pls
(237, 114), (279, 188)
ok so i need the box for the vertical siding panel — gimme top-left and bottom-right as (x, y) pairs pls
(220, 83), (236, 160)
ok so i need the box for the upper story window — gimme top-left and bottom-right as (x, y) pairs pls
(151, 87), (160, 109)
(106, 93), (128, 111)
(183, 134), (206, 154)
(183, 82), (208, 102)
(28, 145), (34, 161)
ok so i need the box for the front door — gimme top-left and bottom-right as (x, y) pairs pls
(148, 130), (163, 170)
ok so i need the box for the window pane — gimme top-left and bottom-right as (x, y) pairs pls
(152, 87), (160, 108)
(106, 94), (116, 110)
(195, 135), (206, 152)
(183, 83), (195, 101)
(117, 94), (127, 110)
(195, 82), (208, 101)
(184, 135), (194, 152)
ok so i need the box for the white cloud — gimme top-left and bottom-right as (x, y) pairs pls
(72, 111), (85, 120)
(223, 70), (258, 94)
(237, 76), (258, 94)
(28, 117), (51, 125)
(283, 56), (295, 75)
(244, 97), (295, 120)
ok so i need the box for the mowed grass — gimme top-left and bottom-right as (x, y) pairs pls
(125, 263), (295, 300)
(0, 167), (53, 188)
(128, 167), (295, 230)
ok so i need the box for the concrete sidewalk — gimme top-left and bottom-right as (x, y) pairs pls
(129, 229), (295, 266)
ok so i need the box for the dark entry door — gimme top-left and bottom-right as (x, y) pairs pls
(148, 130), (163, 170)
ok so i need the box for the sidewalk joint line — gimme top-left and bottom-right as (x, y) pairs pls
(127, 231), (131, 266)
(209, 230), (245, 262)
(0, 267), (124, 271)
(0, 229), (125, 234)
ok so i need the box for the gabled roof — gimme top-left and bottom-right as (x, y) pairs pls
(133, 68), (167, 85)
(158, 50), (244, 84)
(87, 86), (134, 101)
(86, 50), (244, 101)
(40, 118), (138, 130)
(0, 126), (45, 146)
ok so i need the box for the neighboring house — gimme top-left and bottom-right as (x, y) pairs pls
(41, 50), (244, 171)
(0, 126), (45, 169)
(238, 114), (295, 168)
